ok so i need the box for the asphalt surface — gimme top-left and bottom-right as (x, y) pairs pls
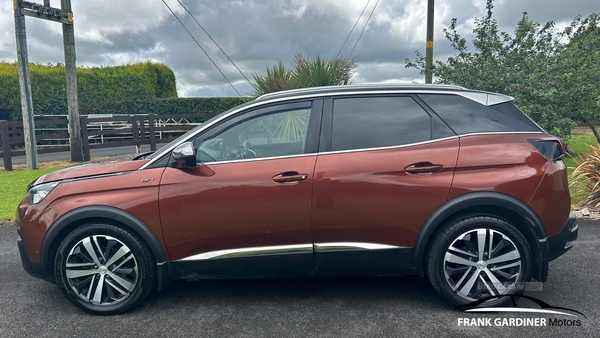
(0, 220), (598, 338)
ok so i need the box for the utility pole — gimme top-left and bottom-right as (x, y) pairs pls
(14, 0), (38, 169)
(13, 0), (83, 166)
(425, 0), (434, 84)
(61, 0), (83, 162)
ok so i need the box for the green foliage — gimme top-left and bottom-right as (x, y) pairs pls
(404, 0), (593, 140)
(149, 97), (252, 116)
(552, 14), (600, 142)
(252, 52), (356, 96)
(0, 62), (178, 120)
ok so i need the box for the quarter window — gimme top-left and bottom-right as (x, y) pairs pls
(331, 96), (432, 151)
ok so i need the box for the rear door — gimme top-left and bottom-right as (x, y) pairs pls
(312, 95), (459, 275)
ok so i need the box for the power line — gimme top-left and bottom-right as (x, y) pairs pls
(336, 0), (371, 58)
(349, 0), (381, 58)
(174, 0), (252, 86)
(160, 0), (241, 96)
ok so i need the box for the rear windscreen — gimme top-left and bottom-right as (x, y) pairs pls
(419, 94), (542, 135)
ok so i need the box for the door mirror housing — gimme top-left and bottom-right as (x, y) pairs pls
(172, 142), (196, 168)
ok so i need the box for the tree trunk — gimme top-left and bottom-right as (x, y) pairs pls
(584, 118), (600, 144)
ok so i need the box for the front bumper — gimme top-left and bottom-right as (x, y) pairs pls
(16, 226), (54, 283)
(544, 212), (579, 262)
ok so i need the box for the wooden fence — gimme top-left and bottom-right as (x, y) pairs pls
(0, 112), (219, 171)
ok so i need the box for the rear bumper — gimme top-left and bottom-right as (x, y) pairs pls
(543, 212), (578, 262)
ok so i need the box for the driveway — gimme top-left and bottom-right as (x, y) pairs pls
(0, 220), (598, 337)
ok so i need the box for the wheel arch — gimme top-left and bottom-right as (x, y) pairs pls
(411, 192), (547, 281)
(41, 206), (170, 289)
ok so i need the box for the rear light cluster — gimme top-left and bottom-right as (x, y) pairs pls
(528, 138), (566, 162)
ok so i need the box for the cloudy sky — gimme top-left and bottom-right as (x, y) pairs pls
(0, 0), (597, 97)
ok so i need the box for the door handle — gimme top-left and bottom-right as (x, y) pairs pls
(272, 171), (309, 183)
(404, 162), (444, 174)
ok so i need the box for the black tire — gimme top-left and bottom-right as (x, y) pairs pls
(426, 216), (533, 307)
(54, 222), (156, 315)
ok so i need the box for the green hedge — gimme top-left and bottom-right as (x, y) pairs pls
(0, 62), (178, 120)
(149, 97), (252, 116)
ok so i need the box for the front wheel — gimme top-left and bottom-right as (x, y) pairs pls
(54, 222), (156, 315)
(426, 216), (533, 307)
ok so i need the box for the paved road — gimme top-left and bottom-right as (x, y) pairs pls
(0, 144), (164, 166)
(0, 221), (598, 338)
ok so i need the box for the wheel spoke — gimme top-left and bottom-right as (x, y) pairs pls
(93, 275), (106, 305)
(490, 261), (521, 271)
(486, 249), (520, 265)
(457, 268), (480, 298)
(483, 268), (509, 295)
(111, 253), (134, 272)
(107, 271), (135, 292)
(106, 279), (128, 296)
(447, 246), (477, 258)
(445, 252), (477, 267)
(66, 262), (96, 268)
(105, 246), (130, 267)
(479, 275), (496, 296)
(93, 236), (107, 263)
(82, 237), (102, 266)
(477, 229), (487, 261)
(450, 267), (473, 291)
(66, 268), (97, 279)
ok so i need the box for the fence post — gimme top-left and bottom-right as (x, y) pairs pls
(79, 116), (90, 161)
(148, 114), (157, 151)
(208, 111), (216, 119)
(131, 115), (140, 153)
(0, 120), (13, 171)
(139, 115), (145, 146)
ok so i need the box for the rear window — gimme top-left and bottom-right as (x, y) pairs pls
(419, 94), (542, 135)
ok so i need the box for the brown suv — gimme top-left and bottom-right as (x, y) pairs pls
(16, 84), (578, 314)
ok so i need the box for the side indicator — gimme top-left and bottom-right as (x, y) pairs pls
(141, 178), (155, 183)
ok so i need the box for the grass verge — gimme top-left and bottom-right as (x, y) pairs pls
(0, 162), (70, 221)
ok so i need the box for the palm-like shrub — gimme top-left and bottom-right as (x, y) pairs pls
(252, 52), (356, 97)
(571, 146), (600, 207)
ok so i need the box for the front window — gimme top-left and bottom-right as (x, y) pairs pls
(196, 108), (311, 163)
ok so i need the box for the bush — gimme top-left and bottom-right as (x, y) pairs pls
(571, 146), (600, 207)
(0, 62), (178, 120)
(149, 97), (252, 116)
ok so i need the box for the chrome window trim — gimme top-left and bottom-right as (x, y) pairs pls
(314, 242), (403, 251)
(139, 89), (513, 170)
(197, 153), (317, 166)
(320, 136), (458, 156)
(178, 244), (313, 261)
(458, 131), (545, 138)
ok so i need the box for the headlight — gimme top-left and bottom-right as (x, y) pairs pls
(28, 181), (59, 205)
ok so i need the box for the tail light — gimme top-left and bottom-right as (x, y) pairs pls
(528, 138), (565, 162)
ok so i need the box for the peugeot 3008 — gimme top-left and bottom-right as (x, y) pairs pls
(16, 84), (578, 314)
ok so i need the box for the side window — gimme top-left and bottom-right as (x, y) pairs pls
(197, 108), (311, 163)
(419, 94), (542, 135)
(331, 96), (431, 152)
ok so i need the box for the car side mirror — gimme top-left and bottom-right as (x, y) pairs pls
(172, 142), (196, 168)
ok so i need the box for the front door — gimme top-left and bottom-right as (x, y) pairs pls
(159, 101), (322, 278)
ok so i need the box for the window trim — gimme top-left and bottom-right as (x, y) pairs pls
(321, 94), (437, 153)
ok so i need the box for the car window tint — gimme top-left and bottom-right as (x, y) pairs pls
(331, 96), (431, 151)
(197, 108), (311, 163)
(419, 94), (541, 135)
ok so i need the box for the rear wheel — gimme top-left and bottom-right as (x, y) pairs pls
(426, 216), (533, 307)
(54, 222), (156, 315)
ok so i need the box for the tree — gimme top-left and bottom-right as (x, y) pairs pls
(252, 52), (356, 96)
(552, 14), (600, 142)
(405, 0), (575, 140)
